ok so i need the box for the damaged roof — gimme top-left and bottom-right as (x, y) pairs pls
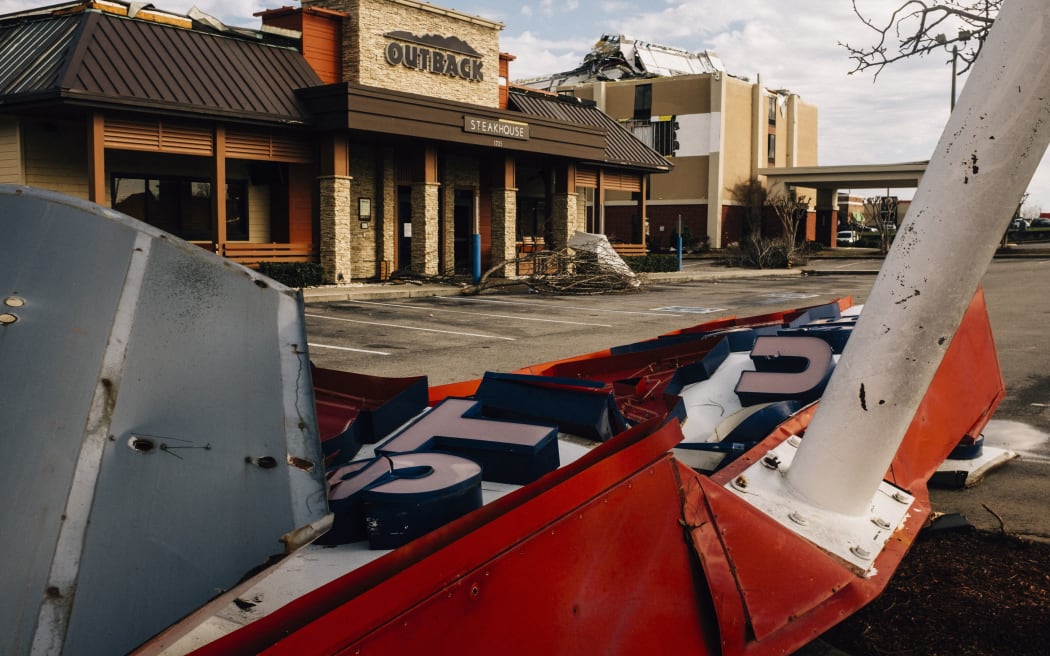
(518, 34), (725, 91)
(0, 4), (321, 125)
(508, 87), (672, 172)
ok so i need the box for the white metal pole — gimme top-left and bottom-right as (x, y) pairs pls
(786, 0), (1050, 515)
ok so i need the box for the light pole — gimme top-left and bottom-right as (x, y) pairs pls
(951, 44), (958, 111)
(938, 29), (972, 111)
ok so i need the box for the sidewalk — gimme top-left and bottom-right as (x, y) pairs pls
(300, 259), (819, 303)
(299, 244), (1049, 303)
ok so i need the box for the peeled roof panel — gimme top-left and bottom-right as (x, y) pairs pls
(634, 42), (724, 76)
(0, 16), (79, 96)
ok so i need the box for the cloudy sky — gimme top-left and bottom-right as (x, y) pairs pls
(2, 0), (1046, 212)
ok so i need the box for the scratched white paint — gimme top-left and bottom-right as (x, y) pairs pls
(787, 0), (1050, 515)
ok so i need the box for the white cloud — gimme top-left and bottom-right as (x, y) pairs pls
(0, 0), (1046, 210)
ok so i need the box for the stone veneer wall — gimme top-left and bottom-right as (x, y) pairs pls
(490, 187), (517, 277)
(307, 0), (501, 108)
(319, 175), (353, 283)
(411, 182), (440, 275)
(441, 153), (480, 275)
(379, 147), (397, 277)
(550, 192), (579, 251)
(349, 143), (379, 279)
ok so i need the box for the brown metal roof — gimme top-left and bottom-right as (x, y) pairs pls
(508, 88), (672, 172)
(300, 82), (610, 162)
(0, 10), (322, 125)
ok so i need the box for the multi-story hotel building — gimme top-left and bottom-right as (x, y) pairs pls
(523, 35), (823, 249)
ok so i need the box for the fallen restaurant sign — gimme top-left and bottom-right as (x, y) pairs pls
(0, 188), (1009, 656)
(182, 290), (1003, 655)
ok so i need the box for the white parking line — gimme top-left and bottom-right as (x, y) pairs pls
(437, 296), (683, 317)
(304, 313), (516, 341)
(831, 259), (881, 270)
(308, 342), (390, 355)
(345, 299), (614, 327)
(650, 306), (726, 314)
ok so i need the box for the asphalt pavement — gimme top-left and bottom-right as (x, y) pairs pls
(299, 252), (1050, 545)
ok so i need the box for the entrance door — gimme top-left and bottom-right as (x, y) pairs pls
(453, 189), (474, 273)
(397, 185), (412, 271)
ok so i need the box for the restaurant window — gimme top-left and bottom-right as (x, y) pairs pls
(112, 175), (248, 241)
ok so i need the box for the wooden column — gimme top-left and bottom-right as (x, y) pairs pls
(213, 126), (227, 250)
(596, 169), (606, 234)
(87, 113), (105, 204)
(639, 175), (648, 246)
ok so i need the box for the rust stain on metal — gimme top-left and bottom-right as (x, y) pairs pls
(287, 455), (315, 473)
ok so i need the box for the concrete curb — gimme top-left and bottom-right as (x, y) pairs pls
(300, 267), (809, 302)
(302, 284), (467, 302)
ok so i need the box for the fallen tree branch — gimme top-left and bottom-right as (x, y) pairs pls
(461, 247), (641, 296)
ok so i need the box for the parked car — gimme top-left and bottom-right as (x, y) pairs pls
(837, 230), (859, 246)
(1030, 217), (1050, 228)
(1009, 218), (1028, 230)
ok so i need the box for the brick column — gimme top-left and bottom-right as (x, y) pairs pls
(550, 192), (579, 251)
(440, 184), (456, 275)
(319, 175), (353, 284)
(411, 182), (440, 275)
(379, 148), (396, 279)
(491, 187), (517, 277)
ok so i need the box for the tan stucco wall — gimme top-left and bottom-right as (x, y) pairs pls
(652, 157), (709, 201)
(651, 74), (712, 115)
(600, 81), (637, 118)
(721, 77), (755, 197)
(309, 0), (502, 107)
(794, 100), (818, 166)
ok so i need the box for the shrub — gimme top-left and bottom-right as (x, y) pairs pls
(623, 254), (679, 272)
(720, 237), (797, 269)
(257, 262), (325, 288)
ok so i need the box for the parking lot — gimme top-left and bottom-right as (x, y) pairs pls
(303, 273), (875, 384)
(303, 256), (1050, 541)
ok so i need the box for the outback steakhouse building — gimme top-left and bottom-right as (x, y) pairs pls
(0, 0), (670, 283)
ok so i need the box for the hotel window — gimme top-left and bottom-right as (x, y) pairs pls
(112, 175), (248, 242)
(633, 83), (652, 121)
(767, 134), (776, 163)
(768, 95), (778, 124)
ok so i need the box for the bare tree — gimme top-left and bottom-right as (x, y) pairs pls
(862, 195), (898, 254)
(840, 1), (999, 79)
(730, 176), (768, 241)
(768, 191), (810, 265)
